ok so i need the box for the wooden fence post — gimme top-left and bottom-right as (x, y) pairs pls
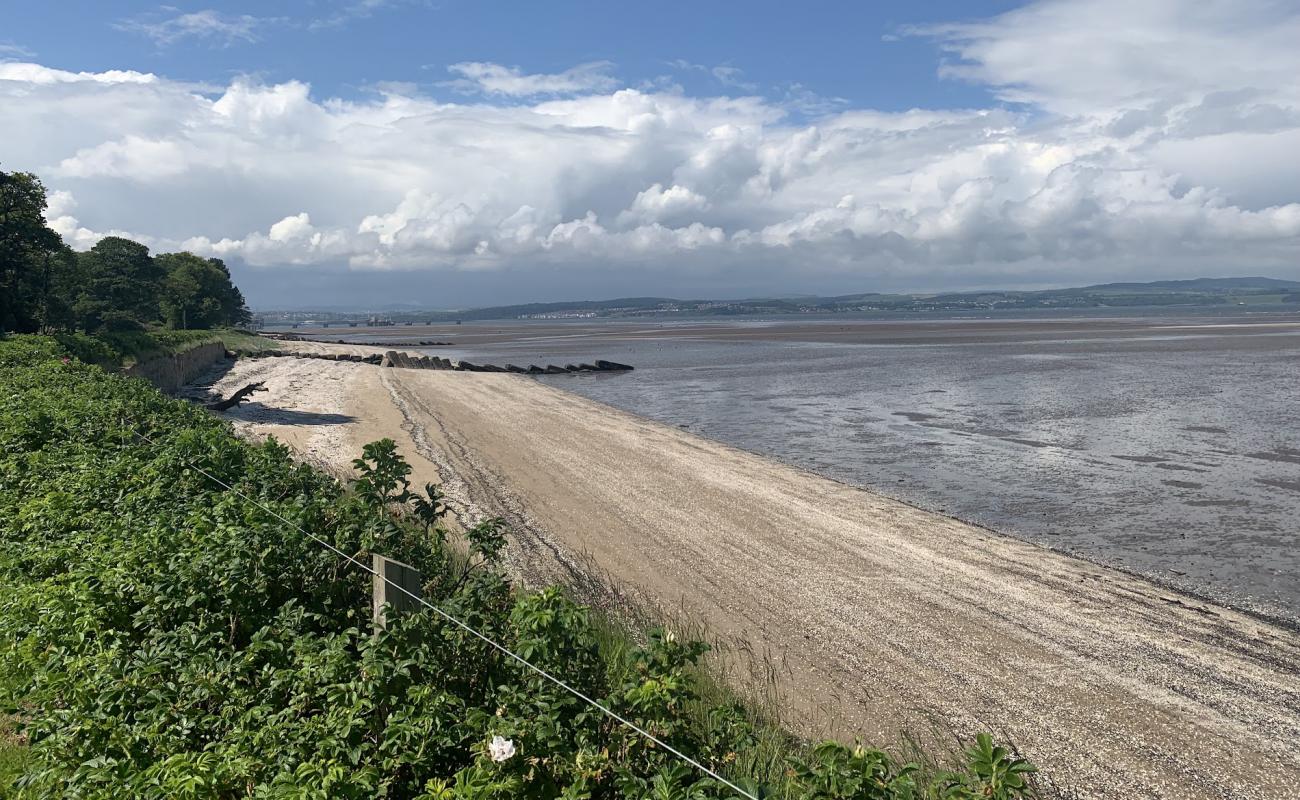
(372, 553), (422, 632)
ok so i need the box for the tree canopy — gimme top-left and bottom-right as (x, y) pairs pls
(157, 251), (249, 330)
(0, 168), (250, 334)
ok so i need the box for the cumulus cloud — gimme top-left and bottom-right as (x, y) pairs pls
(114, 9), (280, 47)
(618, 183), (710, 226)
(3, 0), (1300, 305)
(444, 61), (619, 97)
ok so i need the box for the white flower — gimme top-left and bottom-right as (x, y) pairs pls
(488, 734), (516, 762)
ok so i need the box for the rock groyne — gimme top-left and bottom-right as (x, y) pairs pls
(244, 349), (632, 374)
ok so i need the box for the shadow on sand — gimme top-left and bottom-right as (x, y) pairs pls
(227, 404), (356, 426)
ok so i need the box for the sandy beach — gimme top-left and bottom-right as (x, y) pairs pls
(196, 342), (1300, 799)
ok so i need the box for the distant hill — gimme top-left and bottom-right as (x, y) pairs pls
(257, 276), (1300, 324)
(1080, 277), (1300, 293)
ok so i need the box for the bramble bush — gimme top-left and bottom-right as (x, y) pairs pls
(0, 336), (1036, 798)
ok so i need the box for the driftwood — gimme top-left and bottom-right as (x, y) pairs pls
(207, 381), (266, 411)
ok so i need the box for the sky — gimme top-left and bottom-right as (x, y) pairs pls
(3, 0), (1299, 309)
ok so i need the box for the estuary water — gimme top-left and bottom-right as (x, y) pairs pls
(398, 312), (1300, 622)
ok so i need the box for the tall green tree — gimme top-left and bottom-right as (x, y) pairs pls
(74, 237), (163, 332)
(0, 170), (65, 333)
(156, 252), (251, 329)
(30, 244), (81, 332)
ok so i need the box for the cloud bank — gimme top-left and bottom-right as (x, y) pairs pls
(3, 0), (1299, 306)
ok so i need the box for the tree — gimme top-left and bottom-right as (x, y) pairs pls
(2, 167), (253, 335)
(211, 257), (252, 328)
(0, 170), (65, 333)
(157, 252), (251, 329)
(32, 244), (81, 332)
(74, 237), (163, 332)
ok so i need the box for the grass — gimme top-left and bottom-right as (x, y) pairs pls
(104, 328), (280, 366)
(53, 327), (279, 369)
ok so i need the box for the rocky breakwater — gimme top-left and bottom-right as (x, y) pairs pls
(244, 350), (384, 364)
(238, 348), (632, 374)
(380, 351), (633, 374)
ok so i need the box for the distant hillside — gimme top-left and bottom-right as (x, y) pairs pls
(257, 276), (1300, 324)
(1080, 277), (1300, 293)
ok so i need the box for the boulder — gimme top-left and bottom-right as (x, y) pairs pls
(504, 364), (527, 373)
(595, 359), (634, 371)
(563, 364), (581, 372)
(544, 365), (568, 374)
(577, 363), (598, 371)
(380, 351), (398, 367)
(527, 365), (545, 374)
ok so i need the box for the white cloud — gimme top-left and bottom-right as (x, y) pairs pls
(910, 0), (1300, 115)
(56, 136), (190, 180)
(2, 0), (1299, 302)
(0, 42), (35, 59)
(710, 66), (757, 92)
(115, 9), (279, 47)
(669, 60), (760, 93)
(268, 213), (314, 242)
(0, 62), (156, 85)
(445, 61), (619, 97)
(309, 0), (396, 30)
(618, 183), (710, 226)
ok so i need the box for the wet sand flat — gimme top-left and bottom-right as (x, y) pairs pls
(206, 345), (1300, 800)
(370, 313), (1300, 620)
(290, 311), (1300, 348)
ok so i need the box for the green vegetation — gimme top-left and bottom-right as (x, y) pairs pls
(0, 336), (1037, 798)
(50, 328), (276, 370)
(0, 169), (249, 335)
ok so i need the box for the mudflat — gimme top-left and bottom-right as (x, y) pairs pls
(291, 311), (1300, 347)
(203, 343), (1300, 799)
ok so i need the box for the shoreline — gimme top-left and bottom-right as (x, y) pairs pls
(196, 341), (1300, 799)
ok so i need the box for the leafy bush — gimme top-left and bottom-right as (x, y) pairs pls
(0, 337), (1036, 798)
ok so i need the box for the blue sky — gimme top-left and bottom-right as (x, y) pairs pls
(3, 0), (1299, 309)
(9, 1), (1019, 111)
